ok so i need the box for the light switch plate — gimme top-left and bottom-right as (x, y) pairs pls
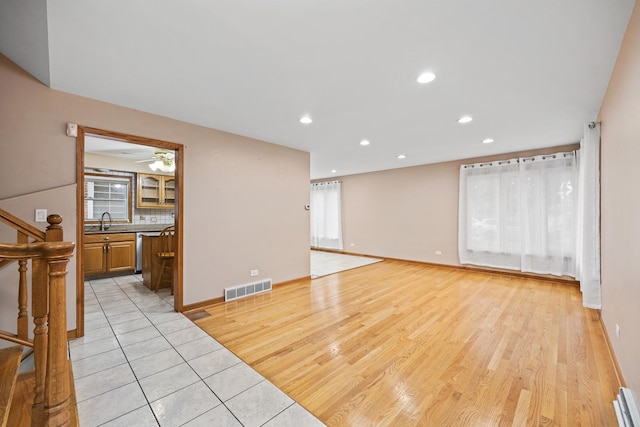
(35, 209), (47, 223)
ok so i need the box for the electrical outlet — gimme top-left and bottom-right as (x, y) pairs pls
(151, 216), (157, 223)
(139, 215), (146, 220)
(616, 324), (621, 338)
(435, 250), (442, 255)
(250, 269), (259, 277)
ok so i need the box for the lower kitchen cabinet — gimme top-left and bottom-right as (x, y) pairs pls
(84, 233), (136, 277)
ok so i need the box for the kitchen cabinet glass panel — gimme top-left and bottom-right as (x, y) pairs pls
(137, 173), (175, 209)
(163, 178), (176, 205)
(139, 175), (161, 205)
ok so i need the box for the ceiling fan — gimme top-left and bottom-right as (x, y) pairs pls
(135, 150), (175, 173)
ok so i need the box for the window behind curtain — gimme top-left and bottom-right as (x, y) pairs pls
(310, 181), (343, 250)
(458, 152), (577, 277)
(519, 154), (577, 275)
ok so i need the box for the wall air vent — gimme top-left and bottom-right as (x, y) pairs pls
(224, 278), (272, 302)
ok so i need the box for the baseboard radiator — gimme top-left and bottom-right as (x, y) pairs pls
(614, 387), (640, 426)
(224, 279), (272, 302)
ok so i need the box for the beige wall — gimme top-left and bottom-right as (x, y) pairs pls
(183, 132), (309, 303)
(333, 144), (578, 266)
(599, 1), (640, 395)
(0, 54), (310, 313)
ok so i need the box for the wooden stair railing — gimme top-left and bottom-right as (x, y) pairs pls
(0, 209), (75, 427)
(0, 209), (46, 346)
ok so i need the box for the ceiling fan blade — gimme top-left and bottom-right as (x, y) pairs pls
(133, 159), (155, 163)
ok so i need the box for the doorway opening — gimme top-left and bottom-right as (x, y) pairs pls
(75, 127), (184, 338)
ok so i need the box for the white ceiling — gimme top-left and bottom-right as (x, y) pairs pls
(1, 1), (635, 179)
(84, 135), (159, 161)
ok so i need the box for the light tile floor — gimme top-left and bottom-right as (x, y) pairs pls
(72, 275), (325, 427)
(310, 250), (383, 279)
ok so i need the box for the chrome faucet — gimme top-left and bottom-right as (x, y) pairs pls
(100, 211), (112, 231)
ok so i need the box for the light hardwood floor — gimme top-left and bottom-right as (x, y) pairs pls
(194, 260), (619, 426)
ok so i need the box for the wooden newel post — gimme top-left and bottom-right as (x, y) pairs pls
(45, 215), (63, 243)
(43, 253), (72, 427)
(31, 212), (63, 426)
(41, 213), (73, 427)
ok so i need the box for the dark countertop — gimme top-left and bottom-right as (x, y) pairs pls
(84, 224), (172, 235)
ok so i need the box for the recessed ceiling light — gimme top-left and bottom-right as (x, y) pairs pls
(482, 138), (494, 144)
(360, 139), (370, 146)
(300, 115), (312, 124)
(458, 115), (473, 124)
(331, 169), (337, 173)
(417, 72), (436, 84)
(397, 154), (406, 159)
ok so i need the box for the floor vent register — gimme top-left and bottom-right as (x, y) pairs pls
(225, 279), (272, 302)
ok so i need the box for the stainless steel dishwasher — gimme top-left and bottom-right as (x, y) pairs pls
(135, 231), (162, 273)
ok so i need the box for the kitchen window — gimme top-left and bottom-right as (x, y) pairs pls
(84, 174), (132, 222)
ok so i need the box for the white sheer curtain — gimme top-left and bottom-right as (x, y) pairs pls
(575, 123), (601, 308)
(310, 181), (343, 250)
(458, 159), (521, 270)
(520, 153), (577, 276)
(459, 152), (578, 276)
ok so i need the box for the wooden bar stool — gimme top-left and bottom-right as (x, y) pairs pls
(154, 225), (175, 294)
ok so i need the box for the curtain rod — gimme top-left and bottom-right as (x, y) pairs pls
(311, 180), (342, 185)
(462, 151), (575, 168)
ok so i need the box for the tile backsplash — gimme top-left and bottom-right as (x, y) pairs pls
(133, 208), (174, 225)
(85, 169), (175, 226)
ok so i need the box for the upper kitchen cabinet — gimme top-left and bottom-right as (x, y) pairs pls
(137, 173), (175, 209)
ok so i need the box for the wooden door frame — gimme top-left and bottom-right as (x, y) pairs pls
(75, 127), (184, 338)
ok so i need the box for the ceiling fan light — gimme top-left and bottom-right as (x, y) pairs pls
(149, 157), (175, 173)
(149, 160), (163, 171)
